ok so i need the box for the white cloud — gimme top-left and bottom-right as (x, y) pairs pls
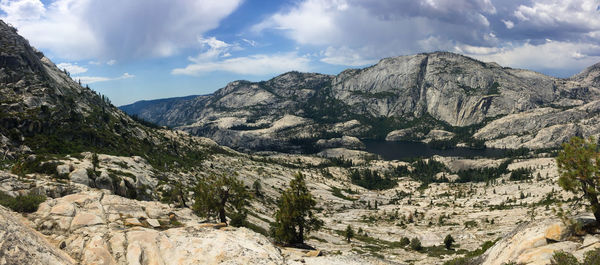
(253, 0), (499, 67)
(502, 19), (514, 29)
(509, 0), (600, 41)
(0, 0), (242, 60)
(0, 0), (45, 20)
(172, 36), (311, 76)
(320, 46), (378, 66)
(172, 52), (311, 76)
(74, 72), (135, 84)
(56, 62), (87, 74)
(106, 59), (116, 65)
(466, 41), (600, 75)
(253, 0), (600, 75)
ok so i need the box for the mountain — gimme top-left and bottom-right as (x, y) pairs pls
(0, 20), (216, 170)
(119, 94), (200, 126)
(121, 52), (600, 151)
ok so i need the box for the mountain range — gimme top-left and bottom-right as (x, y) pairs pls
(121, 52), (600, 152)
(2, 17), (600, 265)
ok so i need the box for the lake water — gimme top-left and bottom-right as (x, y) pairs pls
(362, 140), (508, 160)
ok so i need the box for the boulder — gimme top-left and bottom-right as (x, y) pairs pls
(49, 203), (75, 217)
(70, 212), (104, 230)
(68, 169), (90, 186)
(545, 222), (569, 242)
(56, 164), (70, 175)
(93, 172), (113, 192)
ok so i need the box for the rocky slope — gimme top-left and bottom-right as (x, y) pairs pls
(121, 53), (600, 151)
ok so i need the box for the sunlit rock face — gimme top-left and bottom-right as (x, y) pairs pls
(121, 52), (600, 151)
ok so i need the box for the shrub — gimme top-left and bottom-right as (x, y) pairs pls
(583, 248), (600, 265)
(551, 251), (579, 265)
(400, 237), (410, 247)
(410, 237), (423, 251)
(0, 191), (46, 213)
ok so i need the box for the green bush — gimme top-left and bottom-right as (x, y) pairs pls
(551, 251), (579, 265)
(400, 237), (411, 247)
(0, 191), (46, 213)
(583, 248), (600, 265)
(410, 237), (423, 251)
(550, 248), (600, 265)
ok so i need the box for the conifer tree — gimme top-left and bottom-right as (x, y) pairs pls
(556, 137), (600, 223)
(345, 225), (354, 242)
(271, 173), (323, 245)
(193, 174), (250, 226)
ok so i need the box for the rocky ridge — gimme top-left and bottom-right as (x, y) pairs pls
(121, 53), (600, 152)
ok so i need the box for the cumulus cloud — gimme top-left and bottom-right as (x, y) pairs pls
(254, 0), (600, 73)
(172, 52), (311, 76)
(465, 41), (600, 75)
(253, 0), (500, 66)
(172, 36), (311, 76)
(74, 72), (135, 84)
(0, 0), (242, 60)
(505, 0), (600, 42)
(56, 62), (87, 74)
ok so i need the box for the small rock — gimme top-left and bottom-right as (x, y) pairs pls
(124, 218), (143, 227)
(305, 250), (321, 257)
(146, 219), (161, 228)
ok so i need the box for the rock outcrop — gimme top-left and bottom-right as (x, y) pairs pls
(0, 205), (76, 265)
(29, 191), (286, 265)
(479, 217), (599, 265)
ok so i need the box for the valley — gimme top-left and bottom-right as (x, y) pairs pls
(0, 17), (599, 265)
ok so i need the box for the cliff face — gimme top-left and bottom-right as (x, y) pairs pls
(122, 52), (600, 151)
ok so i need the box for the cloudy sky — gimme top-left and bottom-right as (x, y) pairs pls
(1, 0), (599, 105)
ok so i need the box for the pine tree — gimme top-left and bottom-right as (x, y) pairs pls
(91, 153), (99, 171)
(271, 173), (323, 245)
(345, 225), (354, 242)
(556, 137), (600, 223)
(444, 234), (455, 250)
(193, 174), (250, 226)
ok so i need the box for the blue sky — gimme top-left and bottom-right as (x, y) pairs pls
(1, 0), (600, 106)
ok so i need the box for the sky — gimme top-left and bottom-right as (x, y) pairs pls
(1, 0), (600, 106)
